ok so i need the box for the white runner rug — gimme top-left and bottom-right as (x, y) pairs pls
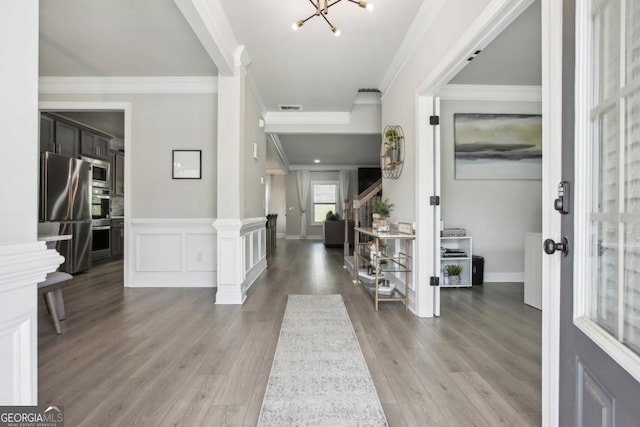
(258, 294), (388, 426)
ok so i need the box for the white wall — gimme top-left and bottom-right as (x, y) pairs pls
(2, 3), (39, 244)
(243, 85), (266, 218)
(39, 92), (218, 218)
(440, 98), (542, 280)
(381, 0), (492, 222)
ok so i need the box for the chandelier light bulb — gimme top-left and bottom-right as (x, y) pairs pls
(293, 0), (370, 35)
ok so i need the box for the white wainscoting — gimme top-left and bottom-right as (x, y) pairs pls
(241, 218), (267, 294)
(128, 218), (217, 287)
(0, 242), (63, 404)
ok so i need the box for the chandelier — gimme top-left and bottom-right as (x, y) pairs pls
(292, 0), (374, 36)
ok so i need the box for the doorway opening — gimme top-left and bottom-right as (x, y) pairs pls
(39, 101), (132, 286)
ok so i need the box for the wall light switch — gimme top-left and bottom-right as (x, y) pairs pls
(253, 143), (258, 159)
(260, 176), (265, 184)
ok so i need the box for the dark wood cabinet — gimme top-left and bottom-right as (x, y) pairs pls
(40, 115), (55, 153)
(54, 121), (80, 158)
(110, 151), (125, 195)
(81, 130), (110, 160)
(40, 113), (82, 158)
(110, 218), (124, 258)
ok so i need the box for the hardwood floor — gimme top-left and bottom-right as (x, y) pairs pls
(38, 240), (541, 426)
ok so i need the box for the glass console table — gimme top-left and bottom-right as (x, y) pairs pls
(353, 227), (414, 311)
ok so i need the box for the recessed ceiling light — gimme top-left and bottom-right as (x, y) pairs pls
(314, 159), (320, 163)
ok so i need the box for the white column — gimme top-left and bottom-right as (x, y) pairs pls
(213, 219), (246, 304)
(0, 0), (62, 404)
(213, 47), (250, 304)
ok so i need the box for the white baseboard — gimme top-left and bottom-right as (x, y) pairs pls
(285, 235), (322, 240)
(484, 272), (524, 283)
(276, 232), (286, 239)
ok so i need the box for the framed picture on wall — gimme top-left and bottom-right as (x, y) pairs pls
(454, 113), (542, 180)
(172, 150), (202, 179)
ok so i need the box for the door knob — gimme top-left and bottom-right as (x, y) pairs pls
(544, 237), (569, 256)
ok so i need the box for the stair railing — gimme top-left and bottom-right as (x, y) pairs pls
(344, 178), (382, 257)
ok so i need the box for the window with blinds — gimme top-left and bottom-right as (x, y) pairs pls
(588, 0), (640, 355)
(312, 183), (337, 223)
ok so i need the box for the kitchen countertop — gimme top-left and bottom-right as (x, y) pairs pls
(38, 234), (72, 242)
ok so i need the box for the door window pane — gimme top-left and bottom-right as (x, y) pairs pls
(586, 0), (640, 356)
(592, 221), (619, 336)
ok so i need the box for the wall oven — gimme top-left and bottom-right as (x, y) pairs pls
(92, 218), (111, 260)
(82, 156), (110, 189)
(91, 187), (110, 219)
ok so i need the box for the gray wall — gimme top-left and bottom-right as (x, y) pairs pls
(39, 92), (218, 218)
(440, 98), (542, 278)
(243, 85), (266, 218)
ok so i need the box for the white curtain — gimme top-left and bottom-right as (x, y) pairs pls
(338, 170), (350, 218)
(296, 170), (310, 237)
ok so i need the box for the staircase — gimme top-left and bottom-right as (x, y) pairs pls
(343, 178), (382, 276)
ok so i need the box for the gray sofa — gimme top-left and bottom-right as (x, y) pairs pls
(323, 220), (354, 247)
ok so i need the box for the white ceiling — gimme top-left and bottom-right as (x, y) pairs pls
(278, 134), (381, 166)
(218, 0), (423, 112)
(38, 0), (541, 170)
(39, 0), (216, 76)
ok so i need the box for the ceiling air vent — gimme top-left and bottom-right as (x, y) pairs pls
(279, 105), (302, 111)
(357, 88), (381, 93)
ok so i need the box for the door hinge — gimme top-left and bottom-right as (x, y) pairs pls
(429, 115), (440, 125)
(430, 276), (440, 286)
(429, 196), (440, 206)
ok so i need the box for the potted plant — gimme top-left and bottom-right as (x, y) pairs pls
(384, 128), (402, 163)
(372, 198), (394, 231)
(445, 264), (463, 286)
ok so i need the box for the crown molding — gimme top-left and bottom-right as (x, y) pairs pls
(175, 0), (237, 75)
(268, 134), (290, 172)
(439, 84), (542, 102)
(378, 0), (447, 97)
(264, 111), (350, 126)
(39, 76), (218, 94)
(246, 71), (267, 116)
(288, 164), (370, 171)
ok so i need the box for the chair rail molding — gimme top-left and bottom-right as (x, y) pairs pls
(0, 242), (63, 293)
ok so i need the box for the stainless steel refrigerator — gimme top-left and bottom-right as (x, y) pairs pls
(40, 152), (92, 273)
